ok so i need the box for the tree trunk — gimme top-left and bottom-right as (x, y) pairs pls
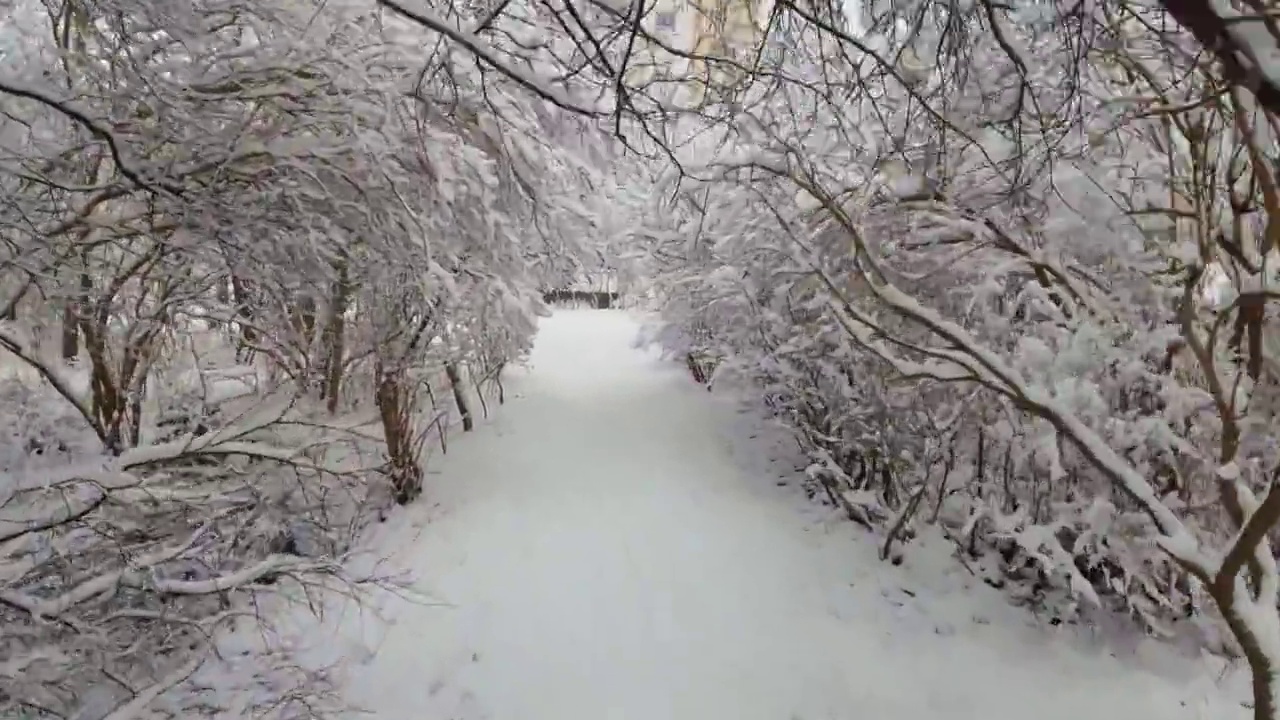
(290, 293), (318, 386)
(320, 261), (352, 414)
(445, 361), (474, 432)
(1212, 587), (1280, 720)
(229, 272), (256, 348)
(475, 372), (490, 419)
(496, 361), (506, 405)
(375, 359), (422, 505)
(61, 271), (91, 361)
(215, 275), (230, 305)
(292, 293), (317, 346)
(127, 373), (145, 448)
(60, 301), (79, 360)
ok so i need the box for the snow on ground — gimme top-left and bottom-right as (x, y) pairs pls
(320, 309), (1247, 720)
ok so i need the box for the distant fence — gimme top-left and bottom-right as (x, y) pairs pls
(542, 289), (621, 309)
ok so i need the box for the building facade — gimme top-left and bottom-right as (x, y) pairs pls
(626, 0), (767, 108)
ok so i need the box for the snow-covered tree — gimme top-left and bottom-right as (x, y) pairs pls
(0, 0), (617, 715)
(624, 0), (1280, 717)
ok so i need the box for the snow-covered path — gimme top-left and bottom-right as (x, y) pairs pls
(338, 310), (1245, 720)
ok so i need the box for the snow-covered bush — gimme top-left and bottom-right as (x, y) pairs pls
(622, 1), (1280, 717)
(0, 0), (615, 714)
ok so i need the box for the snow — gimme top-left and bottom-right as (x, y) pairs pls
(317, 309), (1247, 720)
